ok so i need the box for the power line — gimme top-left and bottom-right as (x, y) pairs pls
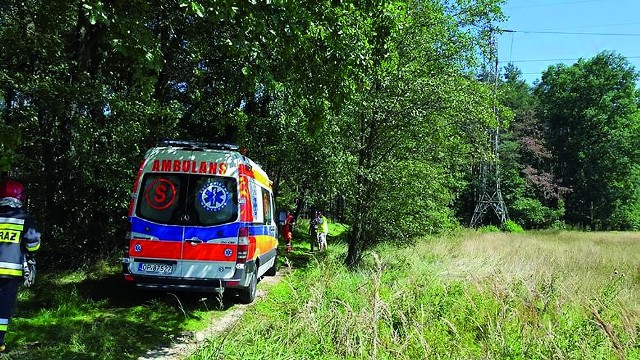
(504, 0), (608, 10)
(501, 29), (640, 37)
(537, 21), (640, 32)
(499, 55), (640, 64)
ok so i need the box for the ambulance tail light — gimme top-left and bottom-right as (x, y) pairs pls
(124, 223), (132, 256)
(124, 274), (135, 282)
(237, 227), (249, 263)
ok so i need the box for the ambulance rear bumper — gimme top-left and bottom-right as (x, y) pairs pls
(133, 276), (227, 293)
(122, 260), (255, 293)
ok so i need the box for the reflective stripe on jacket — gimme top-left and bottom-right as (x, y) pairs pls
(0, 206), (41, 278)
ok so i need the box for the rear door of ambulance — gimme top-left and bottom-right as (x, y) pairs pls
(180, 150), (239, 282)
(128, 149), (189, 280)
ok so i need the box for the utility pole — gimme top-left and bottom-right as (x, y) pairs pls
(470, 29), (509, 227)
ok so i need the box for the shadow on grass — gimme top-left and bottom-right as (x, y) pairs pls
(5, 271), (249, 359)
(2, 240), (328, 360)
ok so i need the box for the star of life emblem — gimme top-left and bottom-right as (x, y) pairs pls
(199, 180), (230, 212)
(134, 243), (142, 252)
(224, 248), (233, 257)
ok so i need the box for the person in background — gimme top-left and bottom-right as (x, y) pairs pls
(283, 211), (295, 253)
(0, 179), (41, 353)
(309, 211), (320, 252)
(317, 211), (329, 251)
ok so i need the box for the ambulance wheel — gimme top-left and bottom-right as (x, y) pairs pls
(238, 267), (257, 304)
(265, 255), (277, 276)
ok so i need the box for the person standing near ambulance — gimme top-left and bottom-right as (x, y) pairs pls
(309, 211), (320, 252)
(0, 179), (41, 353)
(283, 211), (295, 253)
(309, 210), (329, 252)
(317, 211), (329, 251)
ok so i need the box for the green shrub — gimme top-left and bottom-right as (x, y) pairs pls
(510, 197), (564, 229)
(478, 225), (501, 233)
(550, 220), (567, 230)
(501, 220), (524, 233)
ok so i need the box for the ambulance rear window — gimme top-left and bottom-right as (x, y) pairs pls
(136, 173), (238, 226)
(137, 174), (182, 223)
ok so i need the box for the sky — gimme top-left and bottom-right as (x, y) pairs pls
(496, 0), (640, 84)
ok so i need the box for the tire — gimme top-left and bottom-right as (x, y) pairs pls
(265, 255), (277, 276)
(238, 266), (257, 304)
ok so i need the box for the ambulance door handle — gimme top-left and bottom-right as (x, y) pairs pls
(186, 238), (203, 246)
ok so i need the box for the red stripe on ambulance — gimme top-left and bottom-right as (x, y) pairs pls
(182, 242), (243, 262)
(129, 239), (182, 259)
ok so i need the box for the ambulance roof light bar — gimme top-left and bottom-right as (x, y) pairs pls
(159, 139), (239, 151)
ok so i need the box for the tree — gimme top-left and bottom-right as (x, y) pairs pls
(498, 64), (566, 229)
(341, 0), (505, 267)
(535, 52), (640, 230)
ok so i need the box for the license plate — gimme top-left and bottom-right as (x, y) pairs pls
(138, 263), (174, 274)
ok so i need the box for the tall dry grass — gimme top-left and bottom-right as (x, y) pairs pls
(428, 230), (640, 309)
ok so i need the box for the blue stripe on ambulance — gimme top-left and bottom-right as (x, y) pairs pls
(131, 217), (271, 240)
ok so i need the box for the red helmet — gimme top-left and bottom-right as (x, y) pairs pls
(0, 179), (26, 203)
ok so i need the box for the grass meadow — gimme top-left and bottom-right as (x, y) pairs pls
(191, 229), (640, 360)
(1, 227), (639, 359)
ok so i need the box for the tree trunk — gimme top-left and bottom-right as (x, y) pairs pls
(294, 188), (307, 219)
(345, 107), (377, 268)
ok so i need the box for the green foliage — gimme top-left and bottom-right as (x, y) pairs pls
(0, 0), (383, 268)
(500, 220), (524, 233)
(0, 124), (21, 172)
(340, 0), (506, 266)
(535, 51), (640, 230)
(478, 224), (501, 233)
(510, 197), (564, 229)
(370, 161), (463, 244)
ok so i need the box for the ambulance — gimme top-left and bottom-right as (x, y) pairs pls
(122, 140), (278, 303)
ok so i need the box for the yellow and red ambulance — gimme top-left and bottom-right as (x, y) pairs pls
(122, 140), (278, 303)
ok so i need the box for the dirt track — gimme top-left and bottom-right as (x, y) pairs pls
(138, 271), (287, 360)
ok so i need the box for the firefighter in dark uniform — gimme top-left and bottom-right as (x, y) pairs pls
(0, 179), (40, 353)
